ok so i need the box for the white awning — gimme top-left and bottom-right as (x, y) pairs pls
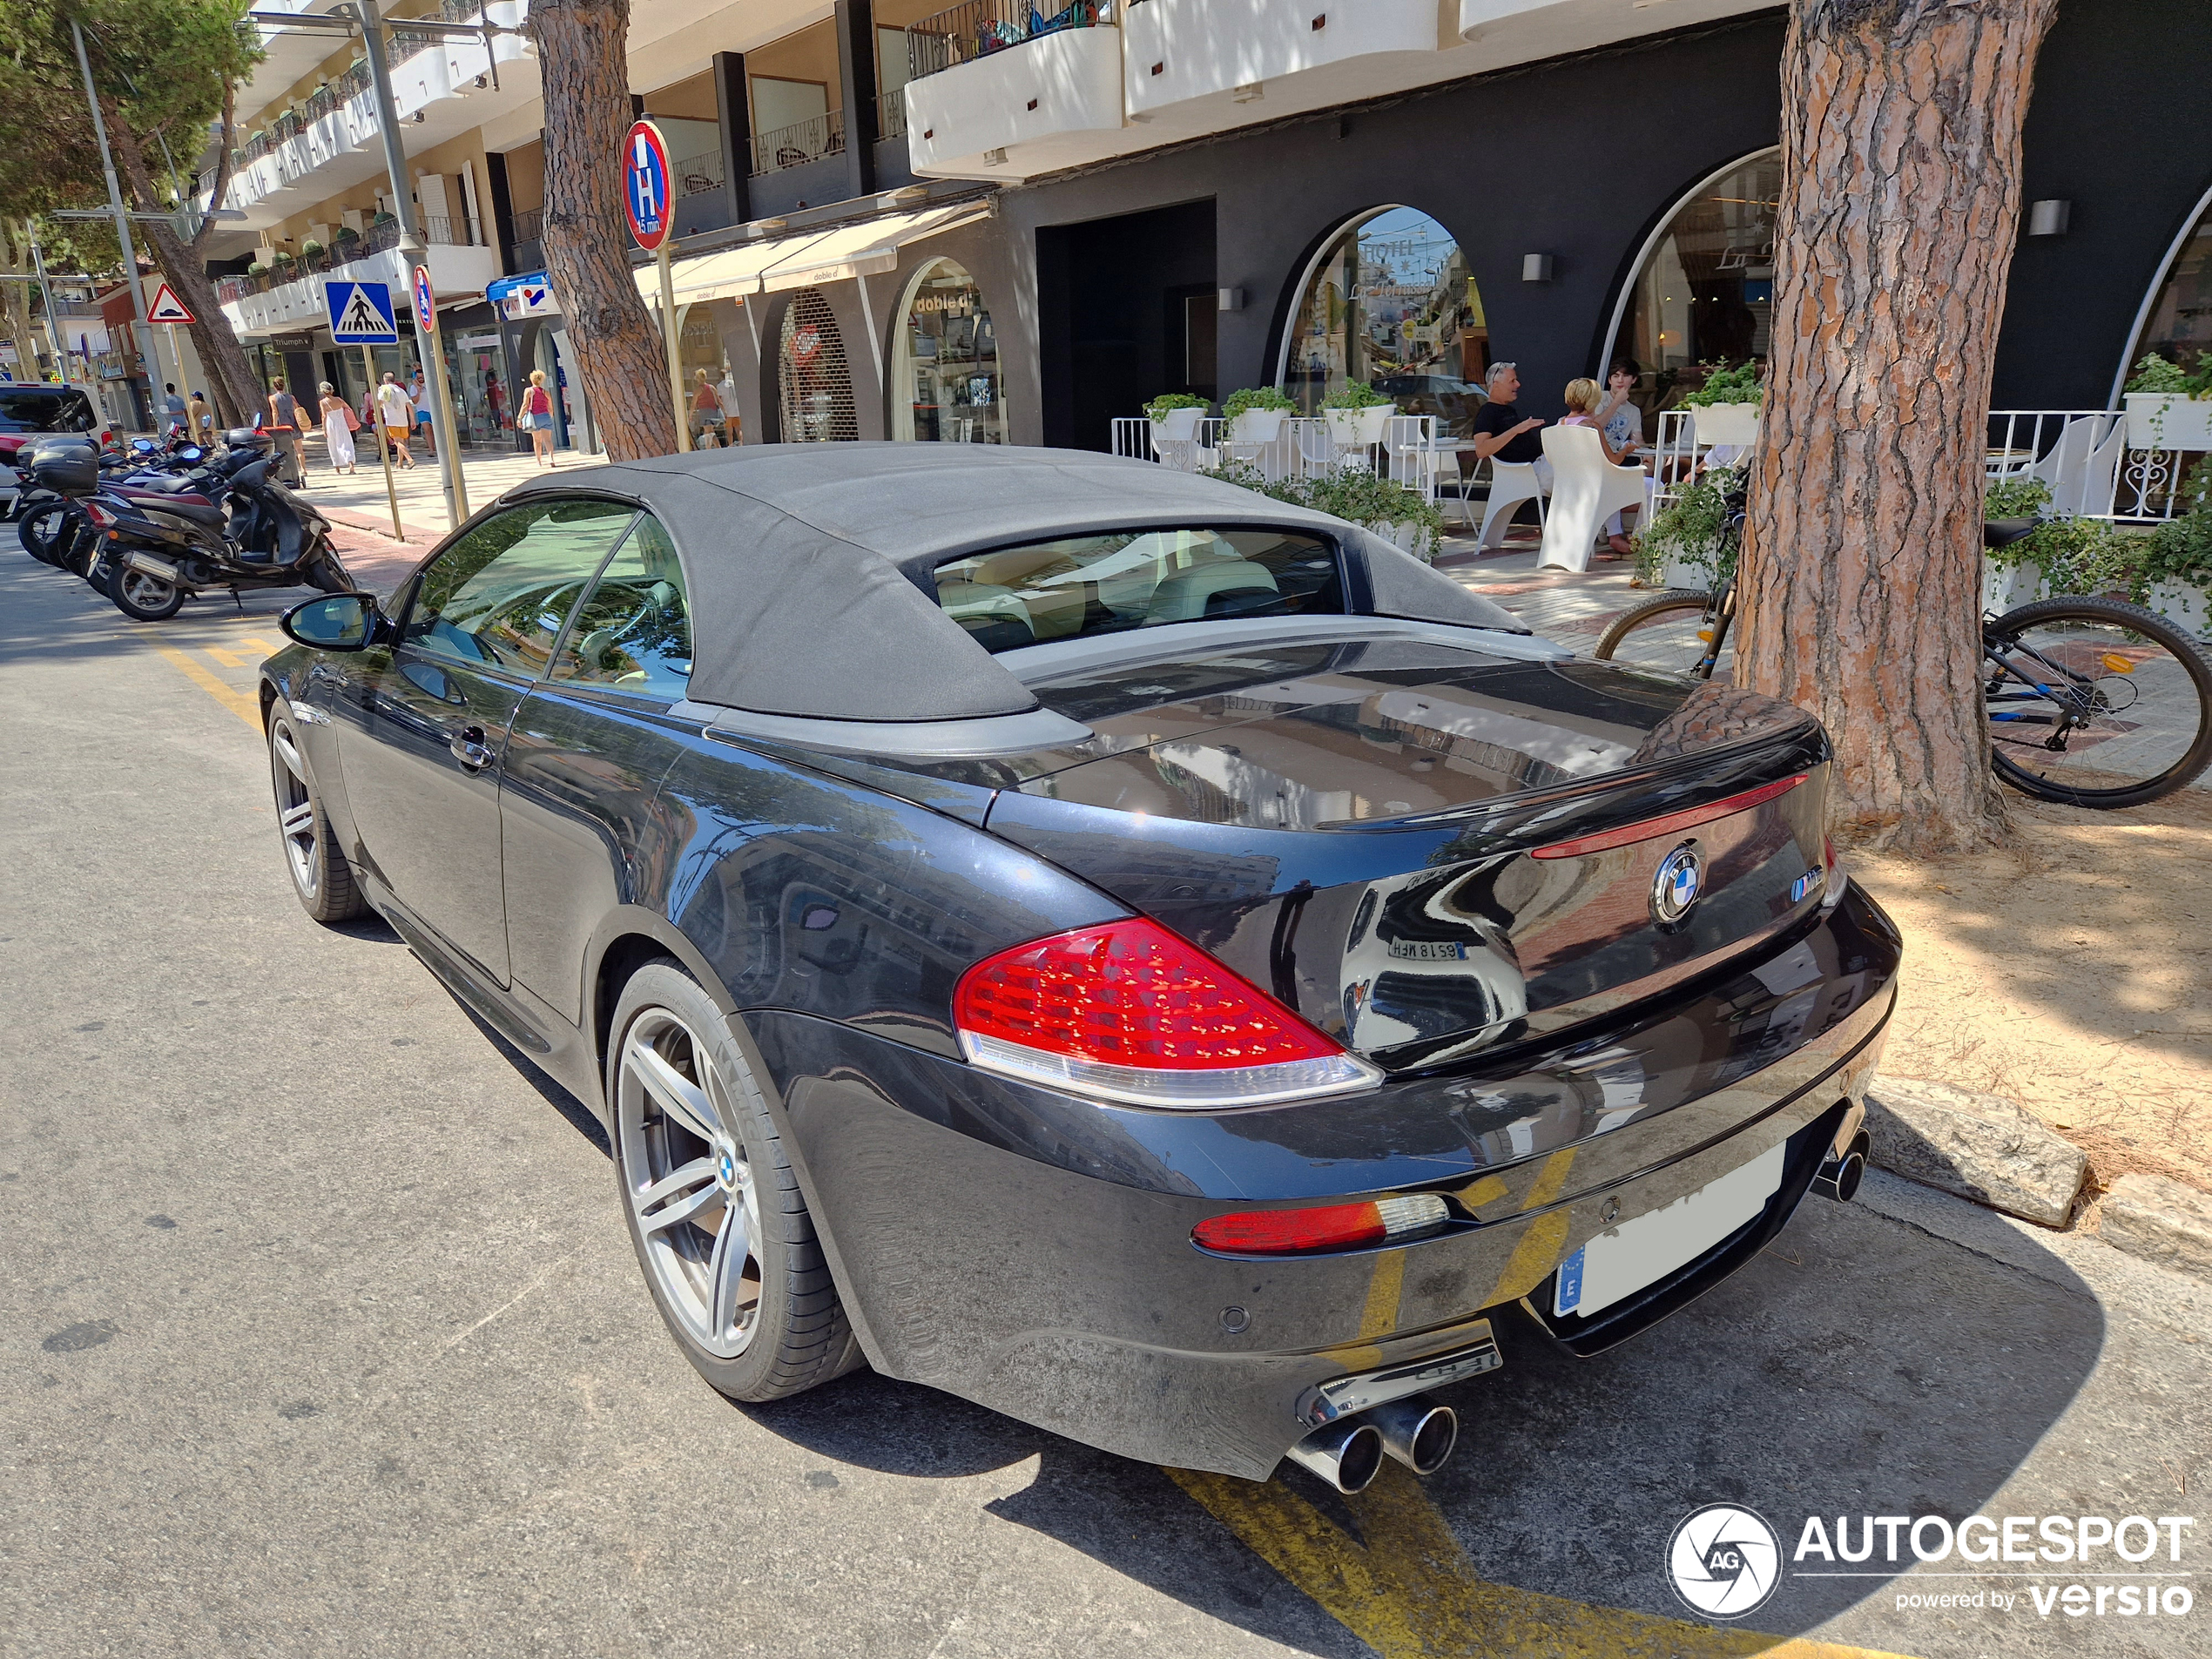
(637, 202), (988, 307)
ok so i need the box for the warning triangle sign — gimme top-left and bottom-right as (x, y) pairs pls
(145, 282), (194, 325)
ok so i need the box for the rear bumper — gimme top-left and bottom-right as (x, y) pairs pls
(743, 884), (1899, 1480)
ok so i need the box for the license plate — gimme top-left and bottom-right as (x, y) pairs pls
(1554, 1140), (1786, 1319)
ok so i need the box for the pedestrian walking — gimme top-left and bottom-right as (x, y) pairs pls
(519, 369), (556, 467)
(319, 381), (358, 475)
(690, 368), (724, 448)
(374, 373), (417, 469)
(186, 390), (212, 443)
(161, 382), (186, 438)
(266, 376), (307, 487)
(408, 369), (435, 458)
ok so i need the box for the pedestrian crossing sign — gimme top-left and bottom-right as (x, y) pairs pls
(327, 280), (398, 343)
(145, 283), (194, 325)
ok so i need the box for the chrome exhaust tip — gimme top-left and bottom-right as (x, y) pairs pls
(1285, 1419), (1386, 1494)
(1366, 1394), (1458, 1475)
(1813, 1130), (1871, 1203)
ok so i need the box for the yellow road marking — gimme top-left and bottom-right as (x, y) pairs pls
(1480, 1148), (1579, 1307)
(237, 636), (276, 653)
(1170, 1461), (1917, 1659)
(202, 644), (247, 669)
(153, 644), (261, 733)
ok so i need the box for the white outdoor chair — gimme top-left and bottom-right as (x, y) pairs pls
(2026, 416), (2101, 516)
(1477, 456), (1548, 549)
(2078, 417), (2128, 519)
(1537, 425), (1651, 574)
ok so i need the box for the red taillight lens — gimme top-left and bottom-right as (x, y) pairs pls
(1192, 1194), (1451, 1256)
(953, 916), (1380, 1109)
(83, 502), (116, 529)
(1527, 772), (1808, 860)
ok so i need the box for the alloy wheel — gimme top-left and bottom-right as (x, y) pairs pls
(617, 1008), (762, 1359)
(269, 717), (320, 900)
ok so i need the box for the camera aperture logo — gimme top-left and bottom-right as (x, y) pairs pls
(1669, 1504), (1783, 1619)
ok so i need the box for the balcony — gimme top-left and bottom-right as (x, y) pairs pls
(1123, 0), (1440, 123)
(903, 2), (1126, 181)
(217, 224), (500, 340)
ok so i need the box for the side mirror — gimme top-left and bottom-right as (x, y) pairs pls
(177, 446), (203, 462)
(281, 591), (380, 651)
(132, 437), (157, 453)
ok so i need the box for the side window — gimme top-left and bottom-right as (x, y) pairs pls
(404, 499), (638, 677)
(550, 514), (692, 700)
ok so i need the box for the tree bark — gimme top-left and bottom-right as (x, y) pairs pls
(1738, 0), (2059, 854)
(104, 98), (260, 428)
(527, 0), (680, 462)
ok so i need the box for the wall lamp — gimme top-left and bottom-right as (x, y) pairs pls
(2027, 199), (2072, 237)
(1217, 287), (1246, 312)
(1522, 253), (1555, 282)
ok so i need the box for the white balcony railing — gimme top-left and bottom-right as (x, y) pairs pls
(218, 236), (501, 339)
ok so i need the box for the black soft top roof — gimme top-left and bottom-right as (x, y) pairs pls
(503, 443), (1517, 722)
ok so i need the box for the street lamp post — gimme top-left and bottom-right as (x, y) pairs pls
(69, 19), (172, 427)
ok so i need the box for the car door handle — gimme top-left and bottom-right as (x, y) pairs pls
(448, 725), (496, 770)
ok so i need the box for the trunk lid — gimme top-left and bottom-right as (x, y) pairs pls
(984, 632), (1831, 1069)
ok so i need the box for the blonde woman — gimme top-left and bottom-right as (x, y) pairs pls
(520, 369), (556, 466)
(1560, 376), (1642, 556)
(691, 368), (724, 447)
(318, 381), (358, 474)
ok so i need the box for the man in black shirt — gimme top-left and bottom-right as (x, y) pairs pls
(1468, 362), (1545, 467)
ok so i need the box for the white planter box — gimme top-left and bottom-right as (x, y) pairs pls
(1228, 408), (1288, 444)
(1656, 550), (1714, 590)
(1150, 408), (1204, 445)
(1689, 402), (1760, 448)
(2123, 392), (2212, 451)
(1981, 558), (2045, 617)
(2146, 578), (2211, 640)
(1326, 405), (1394, 448)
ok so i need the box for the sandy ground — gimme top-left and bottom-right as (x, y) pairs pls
(1851, 786), (2212, 1211)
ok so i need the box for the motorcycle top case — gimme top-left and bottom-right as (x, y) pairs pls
(29, 450), (98, 496)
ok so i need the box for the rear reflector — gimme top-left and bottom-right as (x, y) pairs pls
(954, 915), (1381, 1109)
(1193, 1193), (1451, 1255)
(1527, 773), (1809, 860)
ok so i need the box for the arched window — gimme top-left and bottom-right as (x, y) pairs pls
(1278, 207), (1487, 435)
(678, 301), (737, 446)
(779, 289), (856, 442)
(1602, 149), (1782, 423)
(2116, 182), (2212, 401)
(891, 258), (1005, 442)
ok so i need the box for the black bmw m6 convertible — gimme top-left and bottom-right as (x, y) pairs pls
(262, 445), (1898, 1492)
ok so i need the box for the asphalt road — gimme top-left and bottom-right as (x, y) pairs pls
(4, 551), (2209, 1659)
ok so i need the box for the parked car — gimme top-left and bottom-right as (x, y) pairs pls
(1371, 372), (1487, 435)
(0, 383), (108, 516)
(259, 446), (1898, 1492)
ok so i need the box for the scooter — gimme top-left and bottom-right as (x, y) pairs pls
(87, 428), (355, 622)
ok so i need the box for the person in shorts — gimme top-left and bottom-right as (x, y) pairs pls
(374, 373), (417, 469)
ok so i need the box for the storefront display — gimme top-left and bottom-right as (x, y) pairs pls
(1280, 208), (1485, 434)
(679, 301), (739, 446)
(779, 289), (857, 442)
(891, 259), (1004, 443)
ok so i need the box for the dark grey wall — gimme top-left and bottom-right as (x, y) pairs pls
(1995, 0), (2212, 409)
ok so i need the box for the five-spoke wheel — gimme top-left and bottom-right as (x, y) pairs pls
(267, 707), (364, 922)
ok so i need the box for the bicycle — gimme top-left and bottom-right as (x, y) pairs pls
(1594, 509), (2212, 808)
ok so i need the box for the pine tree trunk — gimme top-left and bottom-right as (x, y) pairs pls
(1738, 0), (2058, 855)
(105, 103), (261, 429)
(527, 0), (680, 462)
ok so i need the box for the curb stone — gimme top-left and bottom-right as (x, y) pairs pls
(1863, 1076), (2087, 1228)
(2099, 1173), (2212, 1283)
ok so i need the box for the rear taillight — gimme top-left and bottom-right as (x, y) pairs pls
(1527, 772), (1809, 860)
(953, 915), (1381, 1109)
(1192, 1194), (1451, 1256)
(82, 502), (116, 529)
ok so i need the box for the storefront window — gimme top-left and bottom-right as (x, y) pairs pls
(1279, 207), (1486, 435)
(892, 258), (1004, 442)
(779, 288), (857, 442)
(2126, 199), (2212, 384)
(450, 329), (509, 448)
(679, 301), (739, 446)
(1611, 150), (1782, 421)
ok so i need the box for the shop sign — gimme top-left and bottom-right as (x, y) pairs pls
(270, 331), (317, 350)
(455, 334), (502, 351)
(910, 292), (974, 318)
(499, 279), (558, 320)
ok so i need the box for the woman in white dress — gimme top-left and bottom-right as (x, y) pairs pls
(318, 381), (358, 474)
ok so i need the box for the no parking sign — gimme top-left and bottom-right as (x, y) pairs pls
(624, 120), (673, 253)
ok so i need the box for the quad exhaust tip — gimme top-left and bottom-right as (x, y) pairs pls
(1285, 1393), (1460, 1492)
(1813, 1130), (1871, 1204)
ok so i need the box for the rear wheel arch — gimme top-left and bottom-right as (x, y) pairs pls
(585, 909), (745, 1110)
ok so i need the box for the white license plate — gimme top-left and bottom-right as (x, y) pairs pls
(1554, 1140), (1786, 1319)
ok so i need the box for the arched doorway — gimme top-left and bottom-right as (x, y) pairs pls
(890, 258), (1005, 442)
(1278, 207), (1486, 434)
(2114, 180), (2212, 403)
(1601, 149), (1783, 424)
(779, 288), (856, 442)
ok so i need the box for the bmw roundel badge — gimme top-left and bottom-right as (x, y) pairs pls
(1651, 842), (1703, 927)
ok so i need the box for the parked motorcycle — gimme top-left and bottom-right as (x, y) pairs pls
(86, 428), (355, 622)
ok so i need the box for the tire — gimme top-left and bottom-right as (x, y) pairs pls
(1593, 589), (1730, 680)
(267, 705), (367, 922)
(608, 961), (861, 1403)
(18, 501), (69, 565)
(1986, 596), (2212, 807)
(109, 559), (185, 622)
(305, 542), (355, 594)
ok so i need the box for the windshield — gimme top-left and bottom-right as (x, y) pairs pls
(0, 388), (96, 433)
(932, 527), (1345, 652)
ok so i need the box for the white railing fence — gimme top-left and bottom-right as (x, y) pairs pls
(1109, 415), (1447, 499)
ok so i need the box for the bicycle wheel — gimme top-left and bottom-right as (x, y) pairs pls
(1592, 590), (1733, 681)
(1986, 596), (2212, 807)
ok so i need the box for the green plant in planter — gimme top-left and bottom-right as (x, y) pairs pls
(2125, 351), (2212, 398)
(1221, 385), (1295, 422)
(270, 249), (294, 266)
(1143, 392), (1210, 423)
(2142, 456), (2212, 612)
(1199, 461), (1444, 559)
(246, 262), (267, 279)
(333, 224), (360, 241)
(300, 239), (325, 259)
(1983, 474), (2054, 523)
(1632, 466), (1744, 586)
(1320, 380), (1393, 411)
(1680, 360), (1763, 408)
